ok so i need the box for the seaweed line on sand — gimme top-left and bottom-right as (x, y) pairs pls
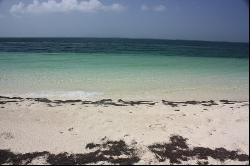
(0, 96), (247, 107)
(0, 135), (249, 165)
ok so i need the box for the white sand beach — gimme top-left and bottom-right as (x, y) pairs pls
(0, 97), (249, 165)
(0, 0), (249, 165)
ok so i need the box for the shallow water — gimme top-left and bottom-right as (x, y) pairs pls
(0, 38), (249, 100)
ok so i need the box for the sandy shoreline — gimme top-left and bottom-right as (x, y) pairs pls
(0, 96), (249, 165)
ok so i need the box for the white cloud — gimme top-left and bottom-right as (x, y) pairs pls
(10, 0), (125, 14)
(141, 4), (149, 11)
(141, 4), (166, 12)
(153, 5), (166, 12)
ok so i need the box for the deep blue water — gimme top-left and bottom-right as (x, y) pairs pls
(0, 38), (249, 58)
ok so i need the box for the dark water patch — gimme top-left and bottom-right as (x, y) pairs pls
(148, 135), (249, 164)
(0, 38), (248, 59)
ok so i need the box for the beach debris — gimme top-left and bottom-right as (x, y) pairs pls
(117, 99), (156, 106)
(162, 100), (219, 107)
(0, 150), (49, 165)
(220, 100), (237, 104)
(0, 96), (156, 107)
(0, 139), (140, 165)
(148, 135), (249, 164)
(0, 132), (14, 140)
(0, 135), (248, 165)
(0, 96), (248, 109)
(68, 128), (74, 132)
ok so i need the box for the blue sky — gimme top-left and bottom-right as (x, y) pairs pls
(0, 0), (249, 42)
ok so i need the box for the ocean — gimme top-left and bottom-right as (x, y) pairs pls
(0, 38), (249, 100)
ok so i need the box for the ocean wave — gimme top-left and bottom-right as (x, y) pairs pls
(1, 91), (102, 100)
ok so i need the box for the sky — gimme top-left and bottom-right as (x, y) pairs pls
(0, 0), (249, 42)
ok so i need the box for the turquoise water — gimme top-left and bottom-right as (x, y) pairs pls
(0, 38), (249, 100)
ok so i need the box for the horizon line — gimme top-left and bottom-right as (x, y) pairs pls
(0, 36), (249, 44)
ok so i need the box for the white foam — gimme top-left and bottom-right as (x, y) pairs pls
(1, 91), (102, 100)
